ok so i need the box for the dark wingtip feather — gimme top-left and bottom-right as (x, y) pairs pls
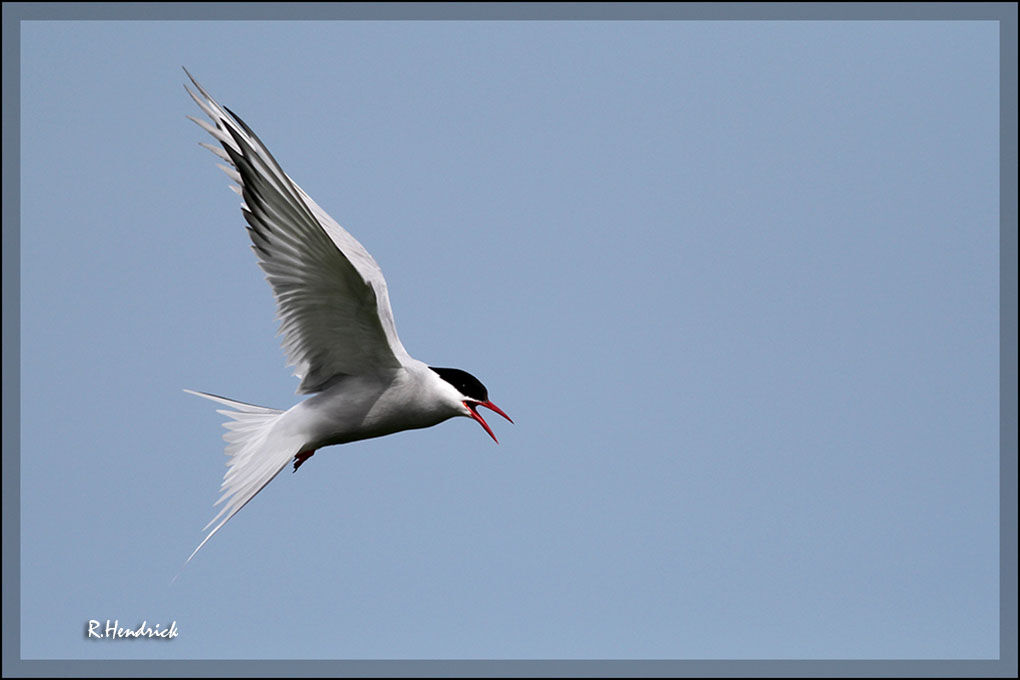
(223, 105), (256, 136)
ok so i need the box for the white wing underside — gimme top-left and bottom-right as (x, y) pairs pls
(185, 69), (411, 392)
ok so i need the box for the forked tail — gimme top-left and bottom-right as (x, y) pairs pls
(180, 389), (294, 571)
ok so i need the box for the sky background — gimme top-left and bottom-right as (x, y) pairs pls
(18, 19), (999, 660)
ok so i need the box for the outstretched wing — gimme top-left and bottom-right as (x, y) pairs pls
(185, 69), (412, 392)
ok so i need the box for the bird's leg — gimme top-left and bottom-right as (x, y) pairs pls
(293, 449), (316, 473)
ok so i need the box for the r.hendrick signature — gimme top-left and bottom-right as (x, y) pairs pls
(86, 619), (179, 640)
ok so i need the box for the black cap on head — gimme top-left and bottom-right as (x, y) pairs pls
(429, 367), (488, 402)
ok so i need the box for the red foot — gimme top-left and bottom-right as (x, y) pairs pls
(293, 449), (316, 473)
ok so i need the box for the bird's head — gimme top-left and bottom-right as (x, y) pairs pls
(429, 366), (513, 443)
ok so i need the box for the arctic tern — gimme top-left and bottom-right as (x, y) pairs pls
(182, 70), (511, 563)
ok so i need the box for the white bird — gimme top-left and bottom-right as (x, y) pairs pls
(181, 70), (512, 564)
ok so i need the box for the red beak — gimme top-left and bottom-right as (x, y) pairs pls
(465, 400), (513, 443)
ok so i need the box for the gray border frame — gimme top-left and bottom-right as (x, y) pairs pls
(2, 3), (1016, 677)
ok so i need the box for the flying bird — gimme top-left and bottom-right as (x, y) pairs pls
(181, 70), (511, 563)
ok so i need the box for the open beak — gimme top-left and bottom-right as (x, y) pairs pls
(465, 400), (513, 443)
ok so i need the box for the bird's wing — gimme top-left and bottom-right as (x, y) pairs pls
(185, 69), (412, 393)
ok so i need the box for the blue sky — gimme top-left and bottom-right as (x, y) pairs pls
(18, 19), (999, 660)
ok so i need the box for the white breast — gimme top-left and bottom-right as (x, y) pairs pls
(280, 362), (465, 449)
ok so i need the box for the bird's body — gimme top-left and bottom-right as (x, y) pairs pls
(281, 362), (472, 449)
(181, 70), (510, 564)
